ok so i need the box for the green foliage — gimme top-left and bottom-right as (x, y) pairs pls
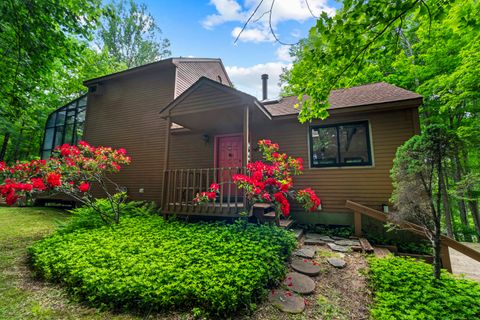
(98, 0), (171, 68)
(364, 230), (432, 255)
(0, 0), (104, 161)
(312, 225), (353, 238)
(58, 199), (158, 234)
(368, 256), (480, 320)
(29, 216), (296, 316)
(286, 0), (480, 239)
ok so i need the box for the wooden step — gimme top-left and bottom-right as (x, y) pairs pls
(279, 219), (294, 229)
(290, 228), (304, 240)
(264, 212), (276, 219)
(253, 203), (274, 209)
(359, 238), (374, 254)
(373, 246), (391, 258)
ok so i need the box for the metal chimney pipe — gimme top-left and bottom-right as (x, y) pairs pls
(261, 74), (268, 100)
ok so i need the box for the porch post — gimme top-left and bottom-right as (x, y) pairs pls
(243, 105), (250, 165)
(161, 116), (171, 213)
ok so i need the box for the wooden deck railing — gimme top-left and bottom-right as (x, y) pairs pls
(346, 200), (480, 273)
(162, 167), (247, 217)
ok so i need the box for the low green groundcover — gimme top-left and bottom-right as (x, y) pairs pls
(29, 215), (296, 316)
(368, 256), (480, 320)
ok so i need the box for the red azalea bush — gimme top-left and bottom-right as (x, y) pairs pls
(194, 139), (321, 221)
(0, 141), (131, 224)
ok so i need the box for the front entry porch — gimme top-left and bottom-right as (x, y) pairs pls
(158, 77), (272, 218)
(161, 166), (247, 217)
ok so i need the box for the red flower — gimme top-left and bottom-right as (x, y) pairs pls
(5, 193), (18, 205)
(117, 148), (127, 155)
(209, 183), (219, 191)
(207, 191), (216, 200)
(78, 182), (90, 193)
(31, 178), (46, 191)
(46, 173), (62, 187)
(261, 193), (272, 202)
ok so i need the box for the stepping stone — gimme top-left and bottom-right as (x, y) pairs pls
(327, 257), (347, 269)
(327, 243), (351, 253)
(268, 289), (305, 314)
(331, 236), (348, 240)
(283, 272), (315, 294)
(293, 248), (315, 259)
(304, 238), (326, 246)
(306, 233), (334, 242)
(334, 239), (360, 247)
(291, 258), (322, 276)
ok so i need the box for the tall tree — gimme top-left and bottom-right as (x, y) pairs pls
(391, 125), (456, 279)
(0, 0), (103, 161)
(285, 0), (480, 240)
(97, 0), (171, 68)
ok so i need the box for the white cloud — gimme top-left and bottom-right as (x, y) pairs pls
(231, 26), (273, 43)
(226, 62), (291, 99)
(275, 45), (292, 62)
(202, 0), (245, 29)
(202, 0), (336, 42)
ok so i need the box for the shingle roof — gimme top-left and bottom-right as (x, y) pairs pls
(263, 82), (422, 117)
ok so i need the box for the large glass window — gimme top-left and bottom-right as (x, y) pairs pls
(41, 95), (87, 159)
(310, 121), (372, 167)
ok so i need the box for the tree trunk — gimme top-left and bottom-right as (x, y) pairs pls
(433, 227), (442, 279)
(0, 133), (10, 162)
(453, 154), (469, 227)
(469, 199), (480, 237)
(12, 127), (24, 162)
(439, 161), (454, 238)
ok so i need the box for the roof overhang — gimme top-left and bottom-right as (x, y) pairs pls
(83, 59), (174, 86)
(268, 96), (423, 120)
(159, 76), (271, 120)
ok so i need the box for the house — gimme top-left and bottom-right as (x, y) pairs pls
(40, 57), (422, 226)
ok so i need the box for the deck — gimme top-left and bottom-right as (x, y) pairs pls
(161, 167), (248, 217)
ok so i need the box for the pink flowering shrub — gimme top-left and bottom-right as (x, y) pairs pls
(194, 140), (321, 221)
(0, 141), (131, 224)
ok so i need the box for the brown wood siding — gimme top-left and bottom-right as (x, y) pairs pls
(83, 65), (176, 204)
(251, 108), (418, 213)
(175, 61), (231, 97)
(168, 133), (214, 169)
(170, 84), (245, 116)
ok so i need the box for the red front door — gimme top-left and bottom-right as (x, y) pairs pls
(217, 135), (243, 168)
(216, 135), (243, 197)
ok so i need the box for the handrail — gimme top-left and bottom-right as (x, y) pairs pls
(346, 200), (480, 272)
(162, 167), (246, 216)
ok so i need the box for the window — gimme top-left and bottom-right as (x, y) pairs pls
(310, 121), (372, 167)
(41, 95), (87, 159)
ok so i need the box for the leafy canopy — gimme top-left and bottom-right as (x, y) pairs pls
(97, 0), (171, 68)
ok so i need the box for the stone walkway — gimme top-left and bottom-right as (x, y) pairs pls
(450, 242), (480, 282)
(269, 233), (359, 314)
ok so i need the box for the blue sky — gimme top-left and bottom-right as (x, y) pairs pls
(143, 0), (340, 99)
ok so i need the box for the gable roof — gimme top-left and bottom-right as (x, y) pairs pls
(83, 57), (230, 87)
(173, 59), (232, 97)
(159, 76), (271, 119)
(263, 82), (422, 117)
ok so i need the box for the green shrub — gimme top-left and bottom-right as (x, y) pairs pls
(368, 256), (480, 320)
(57, 199), (158, 234)
(313, 225), (353, 238)
(29, 216), (296, 316)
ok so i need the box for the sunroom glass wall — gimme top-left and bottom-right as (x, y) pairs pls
(41, 96), (87, 159)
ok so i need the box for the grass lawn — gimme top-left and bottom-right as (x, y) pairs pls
(0, 206), (142, 320)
